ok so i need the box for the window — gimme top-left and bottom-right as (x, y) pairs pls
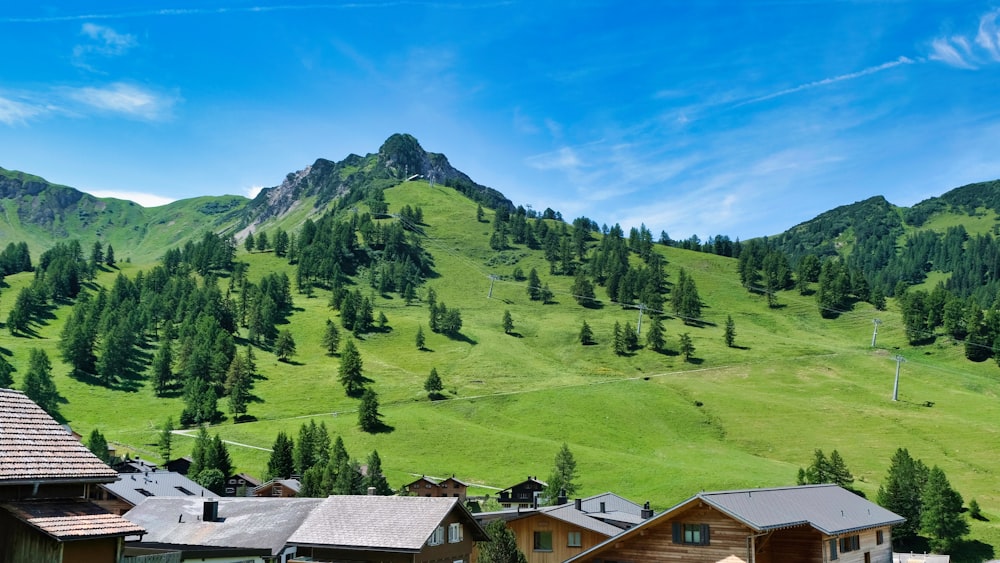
(568, 531), (582, 547)
(428, 526), (445, 546)
(839, 535), (860, 553)
(175, 486), (194, 495)
(876, 530), (884, 545)
(829, 539), (838, 560)
(448, 523), (464, 543)
(671, 523), (709, 546)
(533, 531), (553, 551)
(225, 487), (235, 494)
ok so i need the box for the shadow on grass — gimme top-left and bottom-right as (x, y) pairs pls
(428, 392), (447, 401)
(506, 332), (523, 338)
(362, 421), (395, 434)
(444, 332), (477, 345)
(683, 357), (704, 365)
(951, 539), (994, 563)
(278, 359), (305, 366)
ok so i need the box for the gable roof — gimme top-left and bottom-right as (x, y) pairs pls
(288, 495), (488, 552)
(2, 498), (145, 541)
(478, 504), (624, 537)
(565, 485), (905, 563)
(698, 484), (905, 535)
(0, 388), (119, 484)
(101, 471), (214, 507)
(499, 476), (547, 493)
(124, 497), (324, 555)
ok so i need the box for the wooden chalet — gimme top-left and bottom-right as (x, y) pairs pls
(0, 388), (145, 563)
(497, 476), (547, 509)
(402, 474), (469, 500)
(565, 484), (905, 563)
(253, 478), (300, 498)
(287, 495), (489, 563)
(475, 500), (627, 563)
(222, 472), (262, 497)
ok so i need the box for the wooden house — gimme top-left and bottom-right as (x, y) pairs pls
(287, 495), (489, 563)
(253, 478), (300, 498)
(497, 476), (547, 509)
(402, 474), (469, 500)
(565, 484), (905, 563)
(222, 472), (262, 497)
(475, 501), (627, 563)
(0, 388), (145, 563)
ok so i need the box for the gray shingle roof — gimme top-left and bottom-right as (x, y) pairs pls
(124, 497), (324, 555)
(2, 498), (145, 540)
(101, 471), (215, 507)
(0, 388), (119, 484)
(288, 495), (487, 551)
(539, 505), (626, 536)
(580, 492), (644, 516)
(699, 484), (905, 535)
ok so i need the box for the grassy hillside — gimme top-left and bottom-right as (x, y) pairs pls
(2, 180), (1000, 560)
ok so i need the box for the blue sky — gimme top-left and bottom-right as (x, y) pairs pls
(1, 1), (999, 240)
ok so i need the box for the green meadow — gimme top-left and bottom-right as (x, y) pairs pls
(3, 180), (1000, 558)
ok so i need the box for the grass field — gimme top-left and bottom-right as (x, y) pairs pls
(2, 181), (1000, 561)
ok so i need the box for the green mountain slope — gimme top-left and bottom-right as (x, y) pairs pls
(3, 178), (1000, 560)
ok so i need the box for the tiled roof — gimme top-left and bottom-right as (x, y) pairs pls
(101, 471), (215, 507)
(288, 495), (488, 551)
(0, 388), (118, 484)
(125, 497), (324, 555)
(2, 498), (145, 540)
(699, 484), (905, 535)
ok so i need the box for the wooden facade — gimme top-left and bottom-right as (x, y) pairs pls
(503, 512), (614, 563)
(569, 487), (900, 563)
(402, 475), (469, 500)
(497, 477), (546, 509)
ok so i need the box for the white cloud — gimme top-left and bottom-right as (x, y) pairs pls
(929, 38), (977, 69)
(246, 185), (264, 199)
(64, 83), (177, 120)
(0, 96), (45, 125)
(742, 57), (917, 105)
(84, 189), (175, 208)
(78, 23), (136, 56)
(525, 146), (582, 172)
(976, 9), (1000, 61)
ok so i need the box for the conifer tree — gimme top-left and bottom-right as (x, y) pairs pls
(724, 315), (736, 348)
(338, 339), (366, 397)
(876, 447), (929, 540)
(151, 340), (173, 396)
(22, 349), (58, 416)
(543, 443), (579, 504)
(502, 310), (514, 334)
(266, 431), (295, 480)
(359, 388), (383, 433)
(415, 326), (426, 350)
(364, 450), (393, 495)
(244, 232), (255, 253)
(579, 320), (594, 345)
(645, 315), (665, 352)
(322, 320), (340, 356)
(921, 466), (968, 553)
(479, 519), (528, 563)
(158, 417), (174, 463)
(612, 321), (626, 356)
(275, 329), (296, 361)
(424, 368), (443, 399)
(0, 354), (15, 388)
(86, 429), (111, 464)
(623, 321), (638, 351)
(679, 332), (695, 361)
(527, 268), (541, 301)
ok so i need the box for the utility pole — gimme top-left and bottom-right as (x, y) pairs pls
(487, 275), (498, 299)
(871, 318), (882, 347)
(892, 355), (906, 401)
(635, 303), (646, 337)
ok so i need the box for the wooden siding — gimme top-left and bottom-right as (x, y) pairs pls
(823, 527), (894, 563)
(755, 525), (822, 563)
(0, 510), (62, 563)
(505, 513), (614, 563)
(63, 537), (118, 563)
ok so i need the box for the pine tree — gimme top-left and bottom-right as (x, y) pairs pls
(364, 450), (393, 495)
(724, 315), (736, 348)
(294, 421), (318, 476)
(543, 443), (579, 504)
(158, 417), (174, 463)
(828, 449), (854, 489)
(266, 431), (295, 480)
(478, 519), (528, 563)
(226, 353), (251, 422)
(208, 434), (233, 478)
(189, 426), (211, 477)
(645, 315), (665, 352)
(338, 339), (366, 397)
(876, 447), (929, 540)
(275, 329), (296, 361)
(322, 320), (341, 356)
(0, 354), (15, 388)
(578, 320), (594, 345)
(415, 326), (426, 350)
(502, 310), (514, 334)
(358, 388), (383, 433)
(105, 244), (115, 267)
(527, 268), (541, 301)
(151, 340), (173, 396)
(921, 466), (968, 552)
(540, 283), (554, 304)
(623, 322), (638, 351)
(679, 332), (695, 362)
(244, 232), (255, 253)
(86, 429), (111, 464)
(424, 368), (443, 399)
(22, 349), (58, 416)
(612, 321), (627, 356)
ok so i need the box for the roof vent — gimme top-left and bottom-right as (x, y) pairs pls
(203, 500), (219, 522)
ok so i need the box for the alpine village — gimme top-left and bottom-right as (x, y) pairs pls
(4, 133), (1000, 563)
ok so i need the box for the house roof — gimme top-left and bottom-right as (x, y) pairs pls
(0, 388), (119, 484)
(698, 484), (905, 535)
(2, 498), (145, 541)
(580, 492), (644, 515)
(101, 471), (215, 507)
(253, 478), (301, 494)
(498, 476), (547, 493)
(288, 495), (489, 552)
(564, 485), (905, 563)
(476, 504), (624, 537)
(124, 497), (324, 555)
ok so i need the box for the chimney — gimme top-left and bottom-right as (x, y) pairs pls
(202, 500), (219, 523)
(557, 489), (568, 506)
(641, 501), (654, 519)
(599, 501), (606, 513)
(368, 486), (376, 496)
(574, 498), (582, 511)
